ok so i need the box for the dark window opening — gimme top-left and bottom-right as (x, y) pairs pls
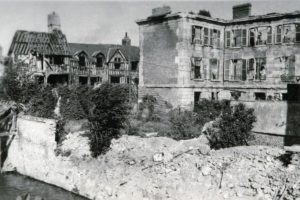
(250, 28), (255, 46)
(255, 92), (266, 100)
(79, 77), (88, 85)
(282, 93), (288, 101)
(110, 76), (120, 84)
(131, 62), (138, 71)
(96, 56), (103, 68)
(194, 92), (201, 104)
(79, 56), (86, 67)
(90, 77), (101, 85)
(296, 24), (300, 42)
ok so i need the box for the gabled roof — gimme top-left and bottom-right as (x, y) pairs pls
(69, 43), (139, 62)
(8, 30), (71, 56)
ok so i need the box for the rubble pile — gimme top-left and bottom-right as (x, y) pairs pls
(59, 134), (300, 200)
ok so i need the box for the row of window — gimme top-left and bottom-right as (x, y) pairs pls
(226, 24), (300, 48)
(191, 56), (296, 81)
(191, 23), (300, 48)
(194, 91), (288, 103)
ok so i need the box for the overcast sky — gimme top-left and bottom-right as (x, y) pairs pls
(0, 0), (300, 55)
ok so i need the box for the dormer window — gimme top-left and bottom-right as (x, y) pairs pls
(95, 55), (104, 68)
(79, 55), (86, 67)
(114, 57), (121, 69)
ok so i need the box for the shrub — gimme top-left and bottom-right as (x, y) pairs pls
(159, 107), (200, 140)
(26, 86), (56, 118)
(208, 103), (256, 149)
(194, 99), (230, 127)
(57, 86), (88, 120)
(89, 83), (131, 157)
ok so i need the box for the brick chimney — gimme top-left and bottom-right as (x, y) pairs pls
(151, 5), (171, 17)
(232, 3), (252, 19)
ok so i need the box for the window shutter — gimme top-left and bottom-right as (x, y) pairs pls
(225, 31), (231, 48)
(288, 55), (295, 80)
(203, 59), (207, 79)
(190, 57), (195, 79)
(242, 29), (247, 46)
(242, 59), (247, 81)
(224, 60), (230, 80)
(267, 27), (272, 44)
(210, 29), (213, 46)
(192, 26), (195, 43)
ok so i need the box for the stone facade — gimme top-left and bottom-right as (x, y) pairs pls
(137, 4), (300, 108)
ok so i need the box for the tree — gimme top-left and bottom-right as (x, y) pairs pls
(89, 83), (131, 157)
(198, 10), (211, 17)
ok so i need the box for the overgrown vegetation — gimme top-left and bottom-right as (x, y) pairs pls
(89, 83), (131, 157)
(198, 9), (211, 17)
(207, 103), (256, 149)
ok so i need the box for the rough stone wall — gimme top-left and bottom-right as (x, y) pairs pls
(139, 19), (180, 86)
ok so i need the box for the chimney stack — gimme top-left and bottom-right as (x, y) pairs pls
(122, 32), (131, 46)
(151, 5), (171, 17)
(232, 3), (252, 19)
(48, 12), (61, 32)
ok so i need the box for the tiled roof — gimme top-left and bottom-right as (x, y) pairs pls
(69, 43), (139, 62)
(8, 30), (71, 56)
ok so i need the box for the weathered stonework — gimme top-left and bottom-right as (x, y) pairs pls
(137, 7), (300, 107)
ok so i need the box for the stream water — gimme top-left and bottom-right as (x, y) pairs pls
(0, 173), (90, 200)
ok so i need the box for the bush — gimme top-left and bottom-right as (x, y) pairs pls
(208, 103), (256, 149)
(89, 83), (131, 157)
(194, 99), (230, 127)
(161, 107), (200, 140)
(26, 86), (57, 118)
(57, 85), (90, 120)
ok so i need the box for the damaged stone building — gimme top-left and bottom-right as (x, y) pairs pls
(137, 4), (300, 107)
(8, 12), (139, 86)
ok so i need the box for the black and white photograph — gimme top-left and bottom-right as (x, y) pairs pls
(0, 0), (300, 199)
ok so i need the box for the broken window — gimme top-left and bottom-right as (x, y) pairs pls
(296, 24), (300, 42)
(210, 58), (219, 80)
(230, 60), (241, 81)
(225, 31), (231, 48)
(233, 30), (242, 47)
(255, 58), (267, 80)
(247, 58), (255, 80)
(276, 25), (282, 43)
(256, 27), (271, 45)
(280, 55), (295, 81)
(255, 92), (266, 100)
(192, 26), (203, 44)
(249, 28), (256, 47)
(191, 57), (203, 79)
(204, 28), (209, 45)
(283, 24), (295, 43)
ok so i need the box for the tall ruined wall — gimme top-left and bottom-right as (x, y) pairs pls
(139, 18), (180, 86)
